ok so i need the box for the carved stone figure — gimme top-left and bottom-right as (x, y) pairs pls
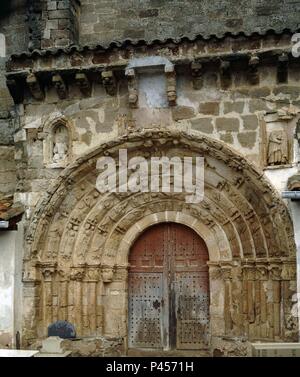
(53, 124), (69, 163)
(267, 130), (288, 166)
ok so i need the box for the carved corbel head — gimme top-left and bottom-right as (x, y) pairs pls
(191, 61), (203, 90)
(248, 55), (260, 85)
(75, 72), (91, 97)
(26, 73), (44, 100)
(52, 74), (68, 100)
(101, 70), (117, 96)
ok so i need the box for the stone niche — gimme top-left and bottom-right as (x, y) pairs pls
(42, 116), (72, 168)
(262, 106), (300, 168)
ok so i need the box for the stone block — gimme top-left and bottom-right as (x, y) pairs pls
(48, 10), (71, 20)
(249, 87), (271, 98)
(191, 118), (214, 134)
(199, 102), (219, 115)
(216, 117), (240, 132)
(139, 9), (159, 18)
(223, 101), (244, 114)
(123, 29), (145, 39)
(41, 337), (64, 354)
(172, 106), (195, 121)
(220, 133), (233, 144)
(242, 115), (259, 130)
(47, 1), (57, 11)
(249, 99), (268, 112)
(237, 132), (257, 148)
(273, 86), (300, 99)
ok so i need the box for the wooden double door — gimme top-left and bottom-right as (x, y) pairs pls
(128, 223), (210, 350)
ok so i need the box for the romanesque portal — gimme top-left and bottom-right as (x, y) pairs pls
(22, 130), (298, 355)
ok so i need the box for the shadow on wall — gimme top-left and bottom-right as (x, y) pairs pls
(0, 1), (23, 20)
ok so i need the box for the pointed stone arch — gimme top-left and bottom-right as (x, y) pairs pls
(21, 129), (298, 351)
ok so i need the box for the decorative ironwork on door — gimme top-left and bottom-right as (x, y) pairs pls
(128, 223), (209, 350)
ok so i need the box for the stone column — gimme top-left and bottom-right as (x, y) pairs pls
(289, 201), (300, 340)
(41, 265), (56, 333)
(70, 267), (85, 337)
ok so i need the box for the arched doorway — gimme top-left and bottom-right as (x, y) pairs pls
(128, 222), (210, 351)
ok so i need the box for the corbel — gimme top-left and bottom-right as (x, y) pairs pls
(191, 61), (203, 90)
(126, 68), (138, 108)
(101, 70), (117, 96)
(220, 60), (232, 89)
(52, 73), (67, 99)
(26, 73), (44, 100)
(165, 65), (177, 106)
(248, 55), (260, 85)
(75, 72), (91, 97)
(277, 53), (289, 84)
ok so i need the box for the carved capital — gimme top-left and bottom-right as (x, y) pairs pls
(102, 266), (115, 283)
(41, 263), (57, 281)
(70, 267), (85, 281)
(85, 267), (100, 282)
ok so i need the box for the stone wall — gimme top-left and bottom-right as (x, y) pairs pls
(80, 0), (300, 45)
(12, 55), (300, 213)
(0, 0), (27, 197)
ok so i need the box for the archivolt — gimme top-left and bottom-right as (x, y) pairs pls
(23, 129), (296, 278)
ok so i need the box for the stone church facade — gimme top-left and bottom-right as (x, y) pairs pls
(0, 0), (300, 356)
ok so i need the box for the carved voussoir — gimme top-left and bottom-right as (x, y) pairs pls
(52, 73), (67, 99)
(26, 73), (44, 100)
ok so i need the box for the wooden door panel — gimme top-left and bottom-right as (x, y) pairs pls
(128, 222), (209, 351)
(128, 272), (164, 348)
(175, 272), (209, 349)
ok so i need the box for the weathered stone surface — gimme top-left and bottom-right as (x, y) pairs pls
(242, 115), (259, 130)
(191, 118), (214, 133)
(237, 132), (256, 148)
(220, 132), (234, 144)
(199, 102), (219, 116)
(1, 0), (299, 358)
(216, 117), (240, 132)
(249, 99), (269, 112)
(172, 106), (195, 121)
(223, 101), (244, 114)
